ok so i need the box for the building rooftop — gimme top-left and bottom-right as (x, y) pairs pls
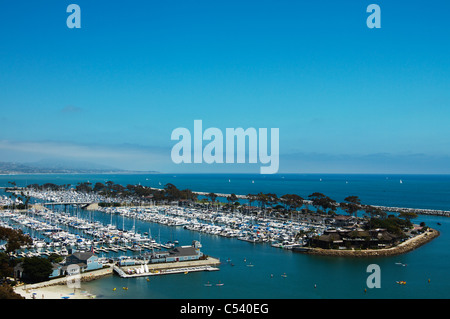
(169, 246), (198, 257)
(70, 251), (95, 261)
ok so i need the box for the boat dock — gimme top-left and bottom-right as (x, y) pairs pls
(92, 242), (161, 255)
(113, 257), (221, 278)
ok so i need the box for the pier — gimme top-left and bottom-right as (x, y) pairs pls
(113, 257), (221, 278)
(372, 205), (450, 217)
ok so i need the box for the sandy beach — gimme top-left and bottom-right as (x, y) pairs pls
(13, 266), (112, 299)
(14, 284), (96, 299)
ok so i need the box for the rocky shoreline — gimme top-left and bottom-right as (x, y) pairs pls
(301, 228), (440, 258)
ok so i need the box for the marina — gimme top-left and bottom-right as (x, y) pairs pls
(0, 200), (319, 259)
(8, 185), (450, 217)
(2, 0), (448, 306)
(0, 179), (443, 261)
(2, 173), (450, 299)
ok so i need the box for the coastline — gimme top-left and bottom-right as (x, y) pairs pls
(0, 171), (159, 176)
(15, 284), (96, 299)
(14, 266), (113, 299)
(300, 228), (440, 258)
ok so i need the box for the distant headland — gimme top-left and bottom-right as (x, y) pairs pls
(0, 161), (158, 175)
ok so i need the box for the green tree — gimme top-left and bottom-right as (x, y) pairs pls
(0, 227), (33, 254)
(366, 216), (410, 236)
(0, 228), (32, 284)
(207, 192), (218, 207)
(281, 194), (304, 219)
(164, 183), (181, 201)
(93, 182), (106, 192)
(47, 253), (64, 264)
(281, 194), (304, 211)
(308, 192), (336, 214)
(226, 193), (238, 211)
(340, 195), (362, 217)
(0, 283), (24, 299)
(256, 192), (268, 211)
(265, 193), (279, 209)
(399, 211), (418, 223)
(0, 252), (13, 281)
(75, 182), (92, 193)
(246, 194), (257, 215)
(180, 189), (198, 202)
(22, 257), (53, 283)
(364, 205), (387, 219)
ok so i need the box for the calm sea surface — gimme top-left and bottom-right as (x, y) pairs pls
(1, 173), (450, 299)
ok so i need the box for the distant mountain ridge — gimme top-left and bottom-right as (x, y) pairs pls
(0, 160), (157, 174)
(29, 158), (116, 171)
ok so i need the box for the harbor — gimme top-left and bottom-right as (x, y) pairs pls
(0, 202), (319, 259)
(1, 182), (442, 260)
(7, 185), (450, 217)
(1, 174), (450, 299)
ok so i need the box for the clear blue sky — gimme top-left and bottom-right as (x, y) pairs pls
(0, 1), (449, 173)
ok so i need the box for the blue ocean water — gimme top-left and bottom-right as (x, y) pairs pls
(1, 173), (450, 298)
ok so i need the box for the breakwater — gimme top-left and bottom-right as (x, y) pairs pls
(373, 206), (450, 217)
